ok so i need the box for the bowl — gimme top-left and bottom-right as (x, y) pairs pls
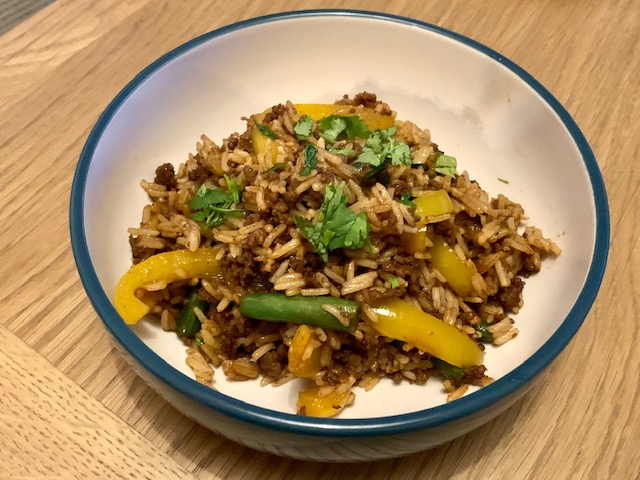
(69, 9), (609, 461)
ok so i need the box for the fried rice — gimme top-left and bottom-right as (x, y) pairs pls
(122, 92), (561, 416)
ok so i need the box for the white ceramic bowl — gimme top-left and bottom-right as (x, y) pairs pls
(70, 10), (609, 461)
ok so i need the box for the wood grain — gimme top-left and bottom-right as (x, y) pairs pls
(1, 0), (638, 478)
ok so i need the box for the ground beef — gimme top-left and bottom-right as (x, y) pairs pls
(129, 235), (155, 264)
(270, 198), (294, 226)
(257, 349), (285, 378)
(243, 165), (258, 184)
(219, 250), (263, 289)
(226, 135), (239, 150)
(154, 163), (176, 189)
(496, 277), (525, 312)
(244, 228), (267, 247)
(188, 164), (210, 183)
(238, 129), (253, 151)
(263, 103), (286, 122)
(462, 365), (488, 385)
(353, 91), (378, 108)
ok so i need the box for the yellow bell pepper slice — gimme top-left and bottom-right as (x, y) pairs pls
(251, 104), (396, 161)
(400, 190), (454, 253)
(370, 298), (483, 368)
(401, 228), (429, 254)
(293, 104), (396, 131)
(297, 386), (352, 417)
(114, 247), (221, 325)
(288, 325), (323, 379)
(251, 114), (280, 164)
(414, 190), (454, 225)
(430, 236), (477, 297)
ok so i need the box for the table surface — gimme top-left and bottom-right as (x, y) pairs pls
(1, 1), (638, 478)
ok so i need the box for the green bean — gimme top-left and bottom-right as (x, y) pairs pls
(176, 288), (207, 338)
(239, 293), (359, 332)
(474, 320), (494, 342)
(432, 357), (465, 383)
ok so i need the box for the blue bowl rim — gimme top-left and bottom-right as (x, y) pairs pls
(69, 9), (610, 438)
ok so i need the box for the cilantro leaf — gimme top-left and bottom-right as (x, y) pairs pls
(434, 154), (457, 177)
(188, 180), (244, 228)
(300, 144), (318, 176)
(319, 116), (347, 143)
(327, 145), (356, 156)
(224, 175), (241, 204)
(255, 123), (277, 139)
(399, 192), (416, 208)
(318, 115), (371, 143)
(355, 128), (411, 169)
(264, 162), (287, 174)
(294, 115), (314, 140)
(295, 182), (370, 262)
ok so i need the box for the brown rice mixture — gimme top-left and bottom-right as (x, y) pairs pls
(124, 92), (561, 416)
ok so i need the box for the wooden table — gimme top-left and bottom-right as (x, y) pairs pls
(1, 1), (637, 478)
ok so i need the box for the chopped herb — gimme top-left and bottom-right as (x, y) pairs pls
(300, 144), (318, 176)
(399, 192), (416, 208)
(355, 128), (411, 169)
(188, 179), (244, 228)
(389, 276), (400, 289)
(255, 122), (277, 139)
(264, 162), (287, 173)
(318, 115), (371, 143)
(498, 177), (509, 184)
(327, 145), (356, 156)
(295, 182), (370, 262)
(474, 320), (494, 342)
(434, 154), (457, 177)
(293, 115), (314, 140)
(225, 175), (241, 204)
(432, 357), (464, 383)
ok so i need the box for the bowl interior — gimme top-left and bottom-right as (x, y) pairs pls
(79, 12), (603, 419)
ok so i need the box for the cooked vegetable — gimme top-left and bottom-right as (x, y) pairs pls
(251, 120), (280, 162)
(434, 154), (457, 177)
(369, 298), (483, 368)
(176, 287), (208, 338)
(355, 127), (411, 168)
(294, 182), (370, 262)
(264, 162), (287, 173)
(319, 115), (371, 143)
(300, 144), (318, 176)
(288, 325), (323, 378)
(239, 293), (359, 332)
(398, 192), (416, 207)
(293, 115), (314, 140)
(414, 190), (454, 223)
(114, 247), (221, 325)
(431, 357), (465, 383)
(293, 103), (395, 131)
(474, 320), (494, 342)
(189, 176), (243, 228)
(327, 145), (356, 156)
(430, 235), (477, 297)
(252, 103), (395, 161)
(297, 386), (351, 417)
(255, 122), (277, 139)
(400, 190), (454, 252)
(400, 228), (430, 254)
